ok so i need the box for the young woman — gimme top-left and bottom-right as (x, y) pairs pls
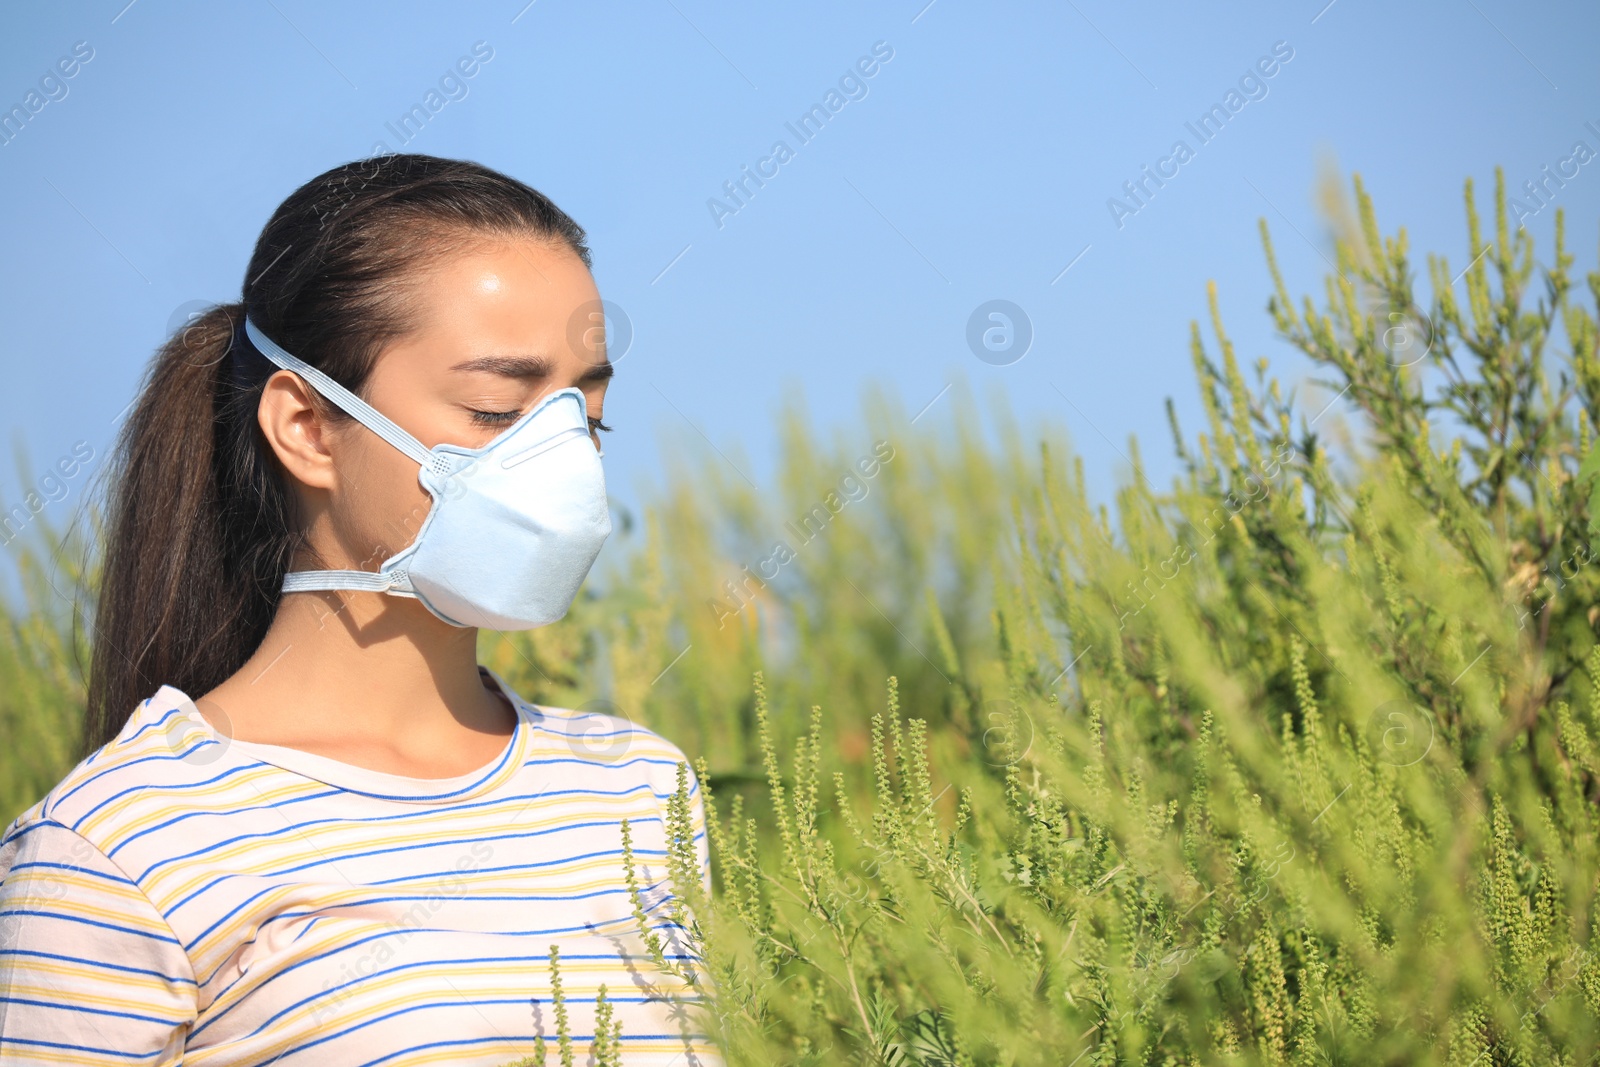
(0, 155), (719, 1066)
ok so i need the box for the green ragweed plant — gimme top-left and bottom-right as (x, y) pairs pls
(558, 169), (1600, 1065)
(500, 944), (624, 1067)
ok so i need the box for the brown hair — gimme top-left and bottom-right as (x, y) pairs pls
(82, 153), (591, 754)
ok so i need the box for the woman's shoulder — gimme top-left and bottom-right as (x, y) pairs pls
(4, 684), (225, 853)
(527, 701), (701, 787)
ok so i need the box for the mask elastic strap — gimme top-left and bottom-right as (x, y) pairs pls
(243, 317), (443, 475)
(244, 317), (435, 597)
(282, 570), (405, 593)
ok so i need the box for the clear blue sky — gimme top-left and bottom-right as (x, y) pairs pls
(2, 0), (1597, 599)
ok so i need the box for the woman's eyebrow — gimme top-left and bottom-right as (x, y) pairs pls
(449, 355), (615, 383)
(449, 354), (554, 379)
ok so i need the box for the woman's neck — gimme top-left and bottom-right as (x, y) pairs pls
(189, 589), (517, 779)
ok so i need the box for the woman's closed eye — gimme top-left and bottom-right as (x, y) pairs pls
(468, 407), (612, 434)
(468, 407), (521, 427)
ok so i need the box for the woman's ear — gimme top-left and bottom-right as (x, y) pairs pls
(257, 369), (341, 491)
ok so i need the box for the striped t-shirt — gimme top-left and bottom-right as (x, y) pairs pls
(0, 666), (723, 1066)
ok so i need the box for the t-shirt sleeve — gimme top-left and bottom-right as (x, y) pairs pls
(0, 818), (197, 1065)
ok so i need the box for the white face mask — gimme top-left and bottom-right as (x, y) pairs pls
(243, 317), (612, 631)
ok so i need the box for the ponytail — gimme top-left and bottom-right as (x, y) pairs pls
(82, 153), (591, 754)
(83, 302), (293, 753)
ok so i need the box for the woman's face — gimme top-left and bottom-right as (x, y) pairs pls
(262, 236), (612, 578)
